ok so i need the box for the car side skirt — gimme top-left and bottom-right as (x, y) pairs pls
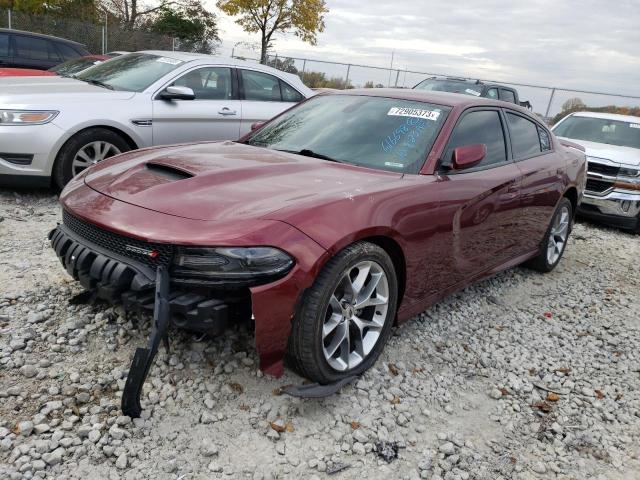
(396, 248), (539, 323)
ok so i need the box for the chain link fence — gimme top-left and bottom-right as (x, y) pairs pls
(1, 9), (174, 54)
(251, 52), (640, 122)
(2, 9), (638, 122)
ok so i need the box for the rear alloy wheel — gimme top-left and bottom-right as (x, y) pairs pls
(546, 204), (570, 265)
(53, 128), (131, 190)
(526, 197), (573, 272)
(288, 242), (398, 384)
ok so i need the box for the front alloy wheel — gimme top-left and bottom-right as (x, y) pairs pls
(53, 127), (131, 190)
(72, 141), (122, 177)
(322, 260), (389, 371)
(288, 242), (398, 384)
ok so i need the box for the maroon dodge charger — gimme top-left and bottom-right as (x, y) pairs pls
(51, 90), (586, 399)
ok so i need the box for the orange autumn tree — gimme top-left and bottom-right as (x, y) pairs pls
(217, 0), (327, 64)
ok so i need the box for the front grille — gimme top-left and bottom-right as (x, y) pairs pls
(62, 210), (173, 267)
(588, 161), (619, 177)
(585, 178), (613, 194)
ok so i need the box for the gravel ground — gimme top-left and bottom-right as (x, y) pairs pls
(1, 189), (639, 480)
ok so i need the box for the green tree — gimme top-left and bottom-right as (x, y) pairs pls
(150, 2), (220, 53)
(1, 0), (99, 21)
(101, 0), (171, 29)
(216, 0), (328, 64)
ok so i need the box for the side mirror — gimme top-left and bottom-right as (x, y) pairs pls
(160, 86), (195, 101)
(452, 144), (487, 170)
(251, 121), (265, 131)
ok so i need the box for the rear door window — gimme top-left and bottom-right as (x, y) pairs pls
(506, 112), (543, 159)
(442, 110), (507, 170)
(14, 35), (60, 61)
(241, 70), (283, 102)
(538, 126), (551, 151)
(0, 33), (9, 58)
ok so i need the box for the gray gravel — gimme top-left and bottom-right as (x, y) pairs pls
(1, 190), (639, 480)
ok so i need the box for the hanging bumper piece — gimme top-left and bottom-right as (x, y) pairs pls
(121, 266), (171, 418)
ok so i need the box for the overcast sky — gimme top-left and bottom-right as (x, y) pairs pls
(211, 0), (640, 114)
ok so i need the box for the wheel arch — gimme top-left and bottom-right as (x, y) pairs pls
(360, 235), (407, 312)
(55, 125), (139, 159)
(563, 186), (578, 218)
(318, 228), (408, 312)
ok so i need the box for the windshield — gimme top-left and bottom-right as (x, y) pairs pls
(75, 53), (184, 92)
(553, 116), (640, 150)
(243, 95), (451, 174)
(49, 57), (102, 76)
(414, 79), (482, 97)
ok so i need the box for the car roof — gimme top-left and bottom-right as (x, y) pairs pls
(330, 88), (519, 109)
(570, 111), (640, 123)
(0, 28), (86, 47)
(138, 50), (313, 96)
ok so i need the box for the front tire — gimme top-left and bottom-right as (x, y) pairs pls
(288, 242), (398, 384)
(53, 128), (131, 190)
(525, 197), (573, 272)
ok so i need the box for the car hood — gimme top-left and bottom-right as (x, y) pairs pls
(84, 141), (403, 221)
(0, 76), (135, 105)
(558, 137), (640, 167)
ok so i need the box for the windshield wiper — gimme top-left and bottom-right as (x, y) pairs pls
(277, 148), (341, 163)
(78, 78), (114, 90)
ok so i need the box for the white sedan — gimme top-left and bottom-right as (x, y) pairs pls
(0, 51), (313, 188)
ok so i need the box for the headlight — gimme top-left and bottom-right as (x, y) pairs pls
(0, 110), (59, 125)
(614, 167), (640, 191)
(618, 167), (640, 178)
(172, 247), (294, 285)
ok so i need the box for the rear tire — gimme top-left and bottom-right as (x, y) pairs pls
(288, 242), (398, 384)
(525, 197), (573, 272)
(53, 128), (131, 190)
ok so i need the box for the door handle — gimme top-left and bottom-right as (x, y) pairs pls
(218, 108), (237, 116)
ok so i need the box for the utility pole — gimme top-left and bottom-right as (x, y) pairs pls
(387, 51), (394, 87)
(7, 0), (13, 29)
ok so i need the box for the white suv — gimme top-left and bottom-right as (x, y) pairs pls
(552, 111), (640, 232)
(0, 51), (312, 189)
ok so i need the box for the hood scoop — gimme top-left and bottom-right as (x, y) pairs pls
(146, 162), (194, 181)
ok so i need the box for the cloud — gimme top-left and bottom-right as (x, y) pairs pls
(211, 0), (640, 114)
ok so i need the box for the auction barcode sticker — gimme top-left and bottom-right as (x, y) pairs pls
(387, 107), (440, 121)
(465, 88), (482, 96)
(630, 123), (640, 129)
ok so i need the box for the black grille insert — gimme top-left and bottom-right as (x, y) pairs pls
(588, 162), (619, 177)
(585, 178), (613, 194)
(62, 210), (173, 267)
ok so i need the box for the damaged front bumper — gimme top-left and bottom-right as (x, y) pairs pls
(49, 204), (328, 415)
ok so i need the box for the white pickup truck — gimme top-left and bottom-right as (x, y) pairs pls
(552, 111), (640, 233)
